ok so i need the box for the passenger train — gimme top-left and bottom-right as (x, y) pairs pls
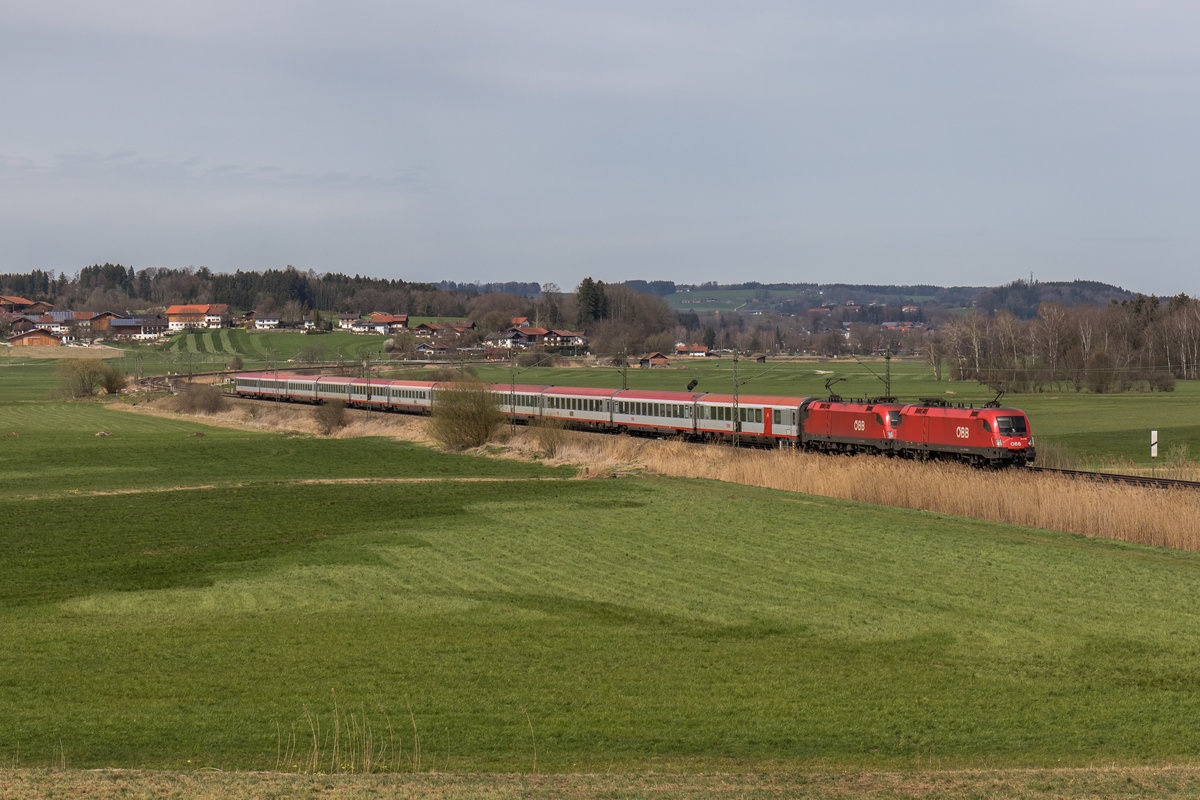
(234, 371), (1035, 467)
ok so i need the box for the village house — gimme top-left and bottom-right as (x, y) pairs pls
(545, 329), (587, 347)
(109, 315), (169, 340)
(1, 295), (54, 315)
(675, 343), (711, 358)
(415, 341), (448, 357)
(369, 313), (409, 334)
(165, 303), (230, 331)
(88, 311), (123, 335)
(505, 326), (548, 347)
(0, 295), (35, 313)
(241, 310), (281, 329)
(412, 322), (444, 338)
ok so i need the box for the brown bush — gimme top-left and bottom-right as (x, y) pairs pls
(530, 417), (568, 457)
(176, 383), (228, 414)
(314, 400), (348, 435)
(429, 382), (503, 451)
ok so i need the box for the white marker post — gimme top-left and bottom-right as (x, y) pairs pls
(1152, 430), (1158, 477)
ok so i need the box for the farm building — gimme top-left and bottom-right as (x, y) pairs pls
(639, 352), (671, 368)
(7, 328), (64, 346)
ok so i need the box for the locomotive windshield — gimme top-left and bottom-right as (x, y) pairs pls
(995, 416), (1028, 436)
(887, 410), (901, 427)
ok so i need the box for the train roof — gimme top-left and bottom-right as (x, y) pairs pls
(371, 378), (440, 388)
(487, 383), (553, 394)
(806, 399), (904, 410)
(613, 389), (705, 402)
(900, 404), (1027, 416)
(697, 393), (808, 406)
(238, 371), (306, 379)
(540, 386), (623, 397)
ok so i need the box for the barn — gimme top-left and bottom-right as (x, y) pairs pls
(7, 328), (64, 347)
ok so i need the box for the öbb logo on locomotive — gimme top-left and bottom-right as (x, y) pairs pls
(234, 372), (1035, 467)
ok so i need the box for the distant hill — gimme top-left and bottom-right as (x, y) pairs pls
(973, 280), (1136, 318)
(656, 280), (1136, 318)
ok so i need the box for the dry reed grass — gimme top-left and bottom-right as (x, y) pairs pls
(499, 429), (1200, 551)
(119, 399), (1200, 552)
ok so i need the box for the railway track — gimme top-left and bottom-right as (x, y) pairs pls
(1028, 466), (1200, 491)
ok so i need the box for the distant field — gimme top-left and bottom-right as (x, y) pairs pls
(666, 288), (784, 312)
(4, 401), (1200, 774)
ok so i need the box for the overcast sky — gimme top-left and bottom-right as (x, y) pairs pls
(3, 1), (1199, 296)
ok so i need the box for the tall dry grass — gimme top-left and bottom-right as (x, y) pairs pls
(646, 441), (1200, 551)
(277, 692), (414, 774)
(503, 430), (1200, 552)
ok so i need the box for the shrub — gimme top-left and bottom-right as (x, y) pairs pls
(314, 400), (348, 435)
(429, 382), (503, 451)
(1150, 371), (1177, 392)
(530, 417), (568, 458)
(1085, 352), (1114, 393)
(177, 383), (228, 414)
(229, 355), (244, 371)
(58, 359), (125, 398)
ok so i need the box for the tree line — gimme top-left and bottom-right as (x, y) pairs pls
(928, 294), (1200, 393)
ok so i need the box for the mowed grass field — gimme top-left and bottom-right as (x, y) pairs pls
(6, 396), (1200, 778)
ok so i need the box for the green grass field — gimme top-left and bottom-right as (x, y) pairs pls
(4, 400), (1200, 774)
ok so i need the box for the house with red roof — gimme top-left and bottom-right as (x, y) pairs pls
(165, 303), (230, 330)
